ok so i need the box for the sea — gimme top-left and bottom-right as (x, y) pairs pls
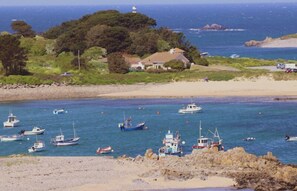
(0, 97), (296, 166)
(0, 3), (297, 59)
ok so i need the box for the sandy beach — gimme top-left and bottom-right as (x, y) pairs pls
(0, 156), (234, 191)
(1, 78), (297, 102)
(260, 38), (297, 48)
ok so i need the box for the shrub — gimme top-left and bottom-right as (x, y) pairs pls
(163, 60), (185, 71)
(107, 52), (129, 74)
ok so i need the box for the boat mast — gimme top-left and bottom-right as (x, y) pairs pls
(73, 122), (76, 138)
(199, 120), (202, 139)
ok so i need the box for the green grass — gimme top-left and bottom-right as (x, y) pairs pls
(280, 33), (297, 40)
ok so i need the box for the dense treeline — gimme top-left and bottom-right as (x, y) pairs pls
(43, 10), (202, 63)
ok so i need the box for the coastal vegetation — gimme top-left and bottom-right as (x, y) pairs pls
(0, 10), (296, 85)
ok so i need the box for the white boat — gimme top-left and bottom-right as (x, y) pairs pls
(0, 134), (23, 142)
(192, 121), (224, 151)
(53, 109), (67, 115)
(243, 137), (256, 141)
(178, 103), (202, 114)
(158, 130), (184, 157)
(3, 113), (20, 127)
(51, 124), (79, 146)
(230, 54), (240, 58)
(19, 126), (45, 136)
(28, 140), (46, 153)
(285, 135), (297, 142)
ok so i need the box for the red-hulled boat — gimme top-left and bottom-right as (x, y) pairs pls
(96, 146), (114, 154)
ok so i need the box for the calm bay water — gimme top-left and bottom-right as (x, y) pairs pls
(0, 4), (297, 59)
(0, 98), (296, 165)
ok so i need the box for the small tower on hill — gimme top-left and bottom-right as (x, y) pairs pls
(132, 6), (137, 13)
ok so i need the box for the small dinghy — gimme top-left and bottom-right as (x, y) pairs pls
(243, 137), (256, 141)
(53, 109), (67, 115)
(96, 146), (114, 154)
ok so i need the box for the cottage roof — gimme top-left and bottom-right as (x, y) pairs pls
(123, 54), (141, 65)
(140, 51), (189, 66)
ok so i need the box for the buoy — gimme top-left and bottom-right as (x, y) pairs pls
(27, 138), (30, 141)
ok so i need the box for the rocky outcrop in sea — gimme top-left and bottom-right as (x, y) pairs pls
(201, 23), (227, 30)
(245, 37), (274, 47)
(123, 147), (297, 191)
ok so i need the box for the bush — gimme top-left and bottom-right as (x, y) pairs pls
(194, 58), (209, 66)
(107, 52), (129, 74)
(163, 60), (185, 71)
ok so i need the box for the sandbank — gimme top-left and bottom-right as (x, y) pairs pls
(0, 156), (234, 191)
(1, 78), (297, 102)
(260, 38), (297, 48)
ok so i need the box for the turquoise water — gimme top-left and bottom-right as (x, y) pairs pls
(0, 98), (296, 165)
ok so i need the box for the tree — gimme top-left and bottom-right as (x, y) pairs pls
(82, 46), (106, 61)
(163, 60), (185, 71)
(128, 31), (158, 57)
(71, 57), (87, 70)
(11, 20), (35, 37)
(85, 25), (110, 48)
(0, 34), (28, 76)
(107, 52), (129, 74)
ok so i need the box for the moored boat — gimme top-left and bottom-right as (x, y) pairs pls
(51, 124), (79, 146)
(96, 146), (114, 154)
(192, 121), (224, 151)
(118, 117), (147, 131)
(0, 134), (23, 142)
(243, 137), (256, 141)
(178, 103), (202, 114)
(53, 109), (67, 115)
(285, 135), (297, 142)
(19, 126), (45, 136)
(158, 130), (183, 157)
(28, 140), (46, 153)
(3, 113), (20, 127)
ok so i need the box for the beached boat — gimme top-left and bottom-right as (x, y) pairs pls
(96, 146), (114, 154)
(285, 135), (297, 142)
(0, 134), (23, 142)
(178, 103), (202, 114)
(53, 109), (67, 115)
(19, 126), (45, 136)
(158, 130), (183, 157)
(51, 125), (79, 146)
(230, 54), (240, 58)
(118, 117), (147, 131)
(28, 140), (46, 153)
(192, 122), (224, 151)
(3, 113), (20, 127)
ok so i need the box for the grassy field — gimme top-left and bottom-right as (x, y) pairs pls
(1, 36), (297, 85)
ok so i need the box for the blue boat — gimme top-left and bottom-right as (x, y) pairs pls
(118, 117), (147, 131)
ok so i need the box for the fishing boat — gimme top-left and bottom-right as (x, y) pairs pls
(158, 130), (184, 157)
(51, 124), (79, 146)
(285, 135), (297, 142)
(178, 103), (202, 114)
(0, 134), (23, 142)
(28, 139), (45, 153)
(192, 121), (224, 151)
(3, 113), (20, 127)
(19, 126), (45, 136)
(118, 116), (147, 131)
(53, 109), (67, 115)
(96, 146), (114, 154)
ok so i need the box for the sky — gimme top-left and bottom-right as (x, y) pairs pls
(1, 0), (297, 6)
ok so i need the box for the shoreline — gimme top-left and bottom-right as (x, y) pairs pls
(1, 78), (297, 102)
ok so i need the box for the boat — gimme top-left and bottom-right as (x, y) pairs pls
(178, 103), (202, 114)
(3, 113), (20, 127)
(96, 146), (114, 154)
(53, 109), (67, 115)
(285, 135), (297, 142)
(158, 130), (184, 157)
(243, 137), (256, 141)
(192, 121), (224, 151)
(28, 139), (45, 153)
(19, 126), (45, 136)
(0, 134), (23, 142)
(118, 116), (147, 131)
(230, 54), (240, 58)
(51, 124), (80, 146)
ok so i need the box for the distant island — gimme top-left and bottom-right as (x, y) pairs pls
(200, 23), (227, 31)
(245, 34), (297, 48)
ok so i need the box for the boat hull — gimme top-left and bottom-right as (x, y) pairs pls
(23, 129), (45, 136)
(1, 135), (23, 142)
(52, 137), (80, 146)
(178, 108), (202, 114)
(286, 137), (297, 142)
(120, 122), (147, 131)
(3, 121), (19, 128)
(96, 146), (113, 154)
